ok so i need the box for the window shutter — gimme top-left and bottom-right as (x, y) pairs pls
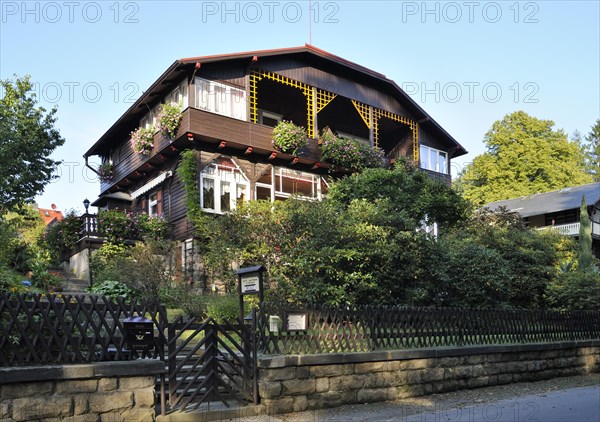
(157, 188), (163, 215)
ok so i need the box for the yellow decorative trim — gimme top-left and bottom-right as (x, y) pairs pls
(249, 71), (263, 124)
(316, 89), (337, 113)
(373, 108), (419, 162)
(351, 100), (371, 129)
(251, 69), (314, 138)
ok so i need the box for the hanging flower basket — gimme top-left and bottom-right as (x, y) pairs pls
(131, 126), (155, 154)
(157, 103), (183, 139)
(98, 162), (114, 181)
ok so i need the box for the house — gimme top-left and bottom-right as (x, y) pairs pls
(485, 183), (600, 258)
(80, 45), (467, 282)
(34, 204), (64, 227)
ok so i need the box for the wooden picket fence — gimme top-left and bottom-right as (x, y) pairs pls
(257, 303), (600, 354)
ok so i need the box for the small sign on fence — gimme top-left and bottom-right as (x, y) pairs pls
(285, 311), (308, 331)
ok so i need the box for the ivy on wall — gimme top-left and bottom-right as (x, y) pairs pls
(178, 150), (201, 222)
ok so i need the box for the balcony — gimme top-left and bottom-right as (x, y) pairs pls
(537, 221), (600, 237)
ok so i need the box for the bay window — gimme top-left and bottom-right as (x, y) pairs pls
(200, 157), (249, 213)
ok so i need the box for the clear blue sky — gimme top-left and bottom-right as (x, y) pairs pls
(1, 0), (598, 213)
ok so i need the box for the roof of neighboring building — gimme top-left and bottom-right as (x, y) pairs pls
(84, 44), (467, 159)
(485, 183), (600, 217)
(38, 206), (64, 226)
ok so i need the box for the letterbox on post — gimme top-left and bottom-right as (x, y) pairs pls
(123, 316), (155, 351)
(235, 265), (265, 324)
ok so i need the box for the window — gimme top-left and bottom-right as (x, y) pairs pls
(195, 77), (246, 121)
(181, 238), (195, 281)
(420, 145), (448, 174)
(258, 110), (283, 127)
(200, 157), (249, 213)
(140, 104), (160, 130)
(149, 192), (158, 216)
(545, 209), (578, 226)
(165, 81), (188, 108)
(273, 167), (328, 200)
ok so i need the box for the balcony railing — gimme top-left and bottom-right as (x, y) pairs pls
(537, 221), (600, 237)
(80, 213), (100, 238)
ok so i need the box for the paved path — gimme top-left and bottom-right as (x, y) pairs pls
(221, 374), (599, 422)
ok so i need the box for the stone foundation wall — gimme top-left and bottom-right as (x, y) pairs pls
(258, 341), (600, 414)
(0, 360), (163, 422)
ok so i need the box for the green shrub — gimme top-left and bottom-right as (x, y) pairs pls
(43, 211), (81, 263)
(205, 295), (240, 323)
(30, 260), (63, 291)
(98, 210), (134, 243)
(88, 280), (134, 300)
(547, 269), (600, 311)
(134, 214), (170, 240)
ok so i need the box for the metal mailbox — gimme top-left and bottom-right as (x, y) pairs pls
(123, 316), (155, 350)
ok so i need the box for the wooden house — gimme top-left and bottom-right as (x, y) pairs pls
(80, 45), (467, 281)
(486, 183), (600, 258)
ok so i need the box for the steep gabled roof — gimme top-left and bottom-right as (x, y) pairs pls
(485, 183), (600, 217)
(84, 44), (467, 158)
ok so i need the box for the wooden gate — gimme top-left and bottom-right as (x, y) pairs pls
(161, 316), (258, 413)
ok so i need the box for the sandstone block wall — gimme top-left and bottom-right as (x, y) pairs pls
(0, 360), (163, 422)
(258, 341), (600, 414)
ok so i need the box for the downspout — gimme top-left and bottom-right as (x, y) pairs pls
(84, 155), (100, 176)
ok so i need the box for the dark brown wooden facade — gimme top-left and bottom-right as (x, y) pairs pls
(84, 45), (467, 246)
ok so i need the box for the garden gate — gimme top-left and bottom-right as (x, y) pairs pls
(161, 316), (258, 413)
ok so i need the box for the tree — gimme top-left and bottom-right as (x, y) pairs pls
(0, 76), (65, 214)
(459, 111), (592, 206)
(582, 119), (600, 181)
(577, 197), (593, 271)
(328, 158), (469, 231)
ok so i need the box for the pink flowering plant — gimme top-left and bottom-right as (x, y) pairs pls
(98, 210), (169, 243)
(272, 120), (307, 155)
(156, 103), (182, 139)
(98, 210), (134, 243)
(320, 129), (385, 171)
(131, 126), (155, 154)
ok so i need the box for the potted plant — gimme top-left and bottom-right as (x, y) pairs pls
(272, 120), (307, 155)
(131, 126), (155, 154)
(98, 162), (114, 181)
(157, 103), (183, 139)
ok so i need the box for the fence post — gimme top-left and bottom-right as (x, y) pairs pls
(167, 321), (176, 407)
(252, 308), (259, 405)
